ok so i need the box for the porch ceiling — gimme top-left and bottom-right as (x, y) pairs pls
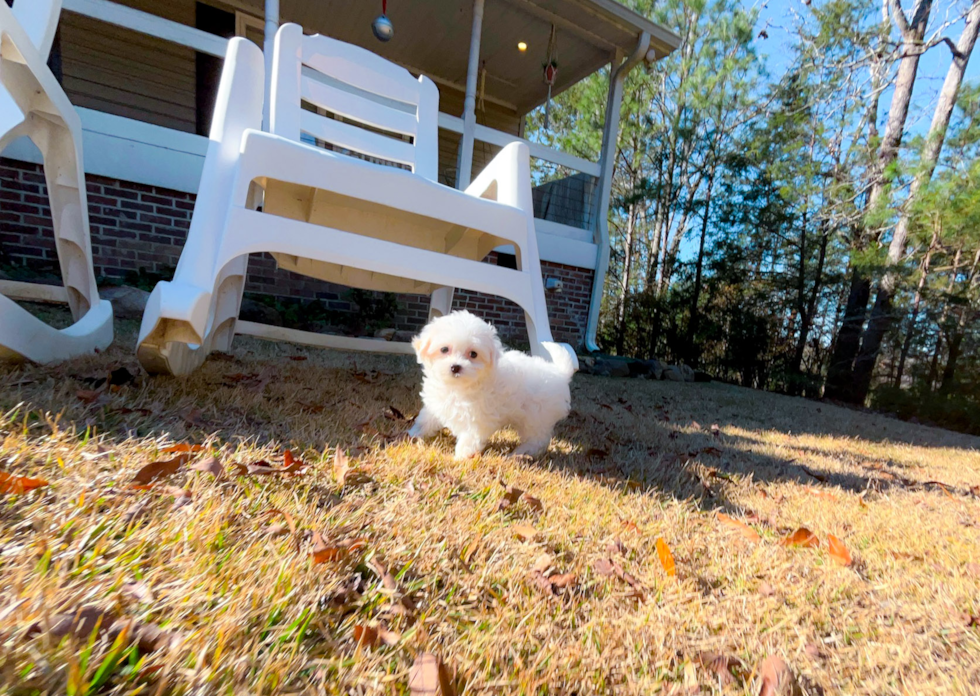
(229, 0), (679, 114)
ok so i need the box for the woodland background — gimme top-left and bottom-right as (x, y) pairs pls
(529, 0), (980, 434)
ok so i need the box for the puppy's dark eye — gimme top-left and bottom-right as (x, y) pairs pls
(469, 351), (478, 359)
(440, 346), (450, 354)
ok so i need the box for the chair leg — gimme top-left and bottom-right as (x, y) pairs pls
(428, 286), (454, 321)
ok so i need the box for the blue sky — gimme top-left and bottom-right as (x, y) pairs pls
(743, 0), (980, 136)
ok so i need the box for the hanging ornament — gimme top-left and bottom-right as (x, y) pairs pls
(542, 25), (558, 129)
(372, 0), (394, 42)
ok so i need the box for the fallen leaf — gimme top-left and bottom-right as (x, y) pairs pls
(106, 618), (180, 653)
(690, 421), (702, 430)
(168, 487), (193, 510)
(523, 494), (544, 513)
(0, 471), (49, 494)
(594, 558), (616, 577)
(758, 582), (776, 597)
(808, 487), (836, 501)
(282, 450), (306, 474)
(288, 355), (307, 361)
(606, 538), (627, 556)
(529, 570), (555, 595)
(804, 643), (824, 660)
(131, 455), (190, 486)
(311, 533), (366, 564)
(260, 509), (297, 536)
(498, 481), (524, 510)
(246, 461), (277, 475)
(965, 562), (980, 577)
(701, 446), (723, 457)
(621, 520), (639, 534)
(409, 653), (455, 696)
(656, 538), (676, 577)
(76, 389), (103, 404)
(384, 406), (407, 421)
(511, 524), (538, 542)
(378, 625), (401, 646)
(757, 655), (802, 696)
(121, 500), (148, 525)
(28, 606), (115, 641)
(710, 424), (721, 437)
(354, 624), (379, 648)
(717, 512), (761, 542)
(162, 444), (207, 454)
(180, 408), (206, 426)
(586, 448), (609, 459)
(189, 455), (224, 478)
(697, 651), (745, 686)
(297, 401), (324, 414)
(334, 446), (350, 487)
(531, 553), (553, 574)
(780, 528), (819, 548)
(827, 534), (853, 566)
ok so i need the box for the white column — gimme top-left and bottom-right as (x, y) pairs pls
(585, 33), (649, 352)
(263, 0), (280, 130)
(457, 0), (485, 190)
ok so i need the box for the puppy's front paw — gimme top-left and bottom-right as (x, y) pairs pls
(407, 422), (424, 439)
(454, 440), (482, 460)
(513, 440), (549, 458)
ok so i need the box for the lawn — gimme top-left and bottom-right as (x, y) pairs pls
(1, 309), (979, 695)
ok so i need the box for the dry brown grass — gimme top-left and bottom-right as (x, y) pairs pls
(1, 310), (979, 695)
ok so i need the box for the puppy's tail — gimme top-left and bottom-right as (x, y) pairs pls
(543, 342), (578, 377)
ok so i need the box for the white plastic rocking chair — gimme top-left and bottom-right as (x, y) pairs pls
(137, 24), (576, 376)
(0, 0), (113, 363)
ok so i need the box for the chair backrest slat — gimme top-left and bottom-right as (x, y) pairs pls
(10, 0), (61, 59)
(299, 110), (416, 167)
(271, 23), (438, 181)
(301, 74), (417, 137)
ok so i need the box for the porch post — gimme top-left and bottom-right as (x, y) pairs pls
(457, 0), (485, 189)
(584, 32), (649, 352)
(263, 0), (279, 130)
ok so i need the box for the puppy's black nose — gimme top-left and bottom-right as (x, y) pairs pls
(450, 364), (462, 375)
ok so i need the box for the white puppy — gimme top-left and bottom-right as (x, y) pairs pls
(408, 310), (576, 459)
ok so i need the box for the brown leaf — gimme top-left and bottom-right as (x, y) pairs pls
(701, 446), (723, 457)
(333, 446), (350, 487)
(511, 524), (538, 542)
(529, 570), (556, 595)
(28, 606), (115, 641)
(354, 623), (379, 648)
(131, 455), (190, 486)
(384, 406), (407, 421)
(804, 643), (825, 660)
(378, 625), (401, 646)
(717, 512), (762, 543)
(168, 487), (193, 510)
(408, 653), (455, 696)
(181, 408), (206, 426)
(594, 558), (616, 577)
(523, 494), (544, 513)
(548, 572), (577, 589)
(311, 533), (366, 564)
(531, 553), (553, 574)
(697, 651), (746, 686)
(808, 487), (836, 501)
(76, 389), (103, 404)
(282, 450), (306, 474)
(710, 424), (721, 437)
(621, 519), (640, 534)
(827, 534), (853, 566)
(297, 401), (324, 414)
(690, 421), (702, 430)
(801, 466), (828, 483)
(780, 528), (819, 548)
(260, 509), (297, 536)
(368, 557), (399, 591)
(190, 455), (224, 478)
(656, 538), (676, 577)
(758, 582), (776, 597)
(606, 538), (627, 556)
(121, 500), (148, 525)
(757, 655), (802, 696)
(0, 471), (49, 494)
(246, 461), (278, 475)
(498, 481), (524, 511)
(288, 355), (307, 361)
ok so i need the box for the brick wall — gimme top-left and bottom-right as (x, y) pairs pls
(1, 157), (594, 347)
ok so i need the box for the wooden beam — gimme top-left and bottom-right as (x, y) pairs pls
(0, 280), (70, 304)
(235, 321), (416, 354)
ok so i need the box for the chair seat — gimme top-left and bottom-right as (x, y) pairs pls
(242, 130), (528, 294)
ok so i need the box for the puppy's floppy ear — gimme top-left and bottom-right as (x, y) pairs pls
(411, 334), (429, 365)
(488, 331), (504, 368)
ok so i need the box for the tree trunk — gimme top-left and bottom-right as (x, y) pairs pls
(615, 201), (638, 355)
(940, 247), (980, 394)
(825, 0), (933, 401)
(687, 168), (716, 367)
(893, 225), (938, 387)
(928, 247), (963, 390)
(852, 0), (980, 403)
(794, 229), (830, 383)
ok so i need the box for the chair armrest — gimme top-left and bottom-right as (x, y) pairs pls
(208, 37), (265, 146)
(464, 141), (534, 214)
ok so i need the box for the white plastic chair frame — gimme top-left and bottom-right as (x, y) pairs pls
(0, 0), (112, 363)
(137, 24), (576, 376)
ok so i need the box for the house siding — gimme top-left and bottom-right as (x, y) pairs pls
(0, 158), (593, 348)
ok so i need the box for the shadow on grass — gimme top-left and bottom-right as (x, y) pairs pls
(2, 309), (978, 516)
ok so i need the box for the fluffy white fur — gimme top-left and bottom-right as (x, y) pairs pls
(408, 310), (576, 459)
